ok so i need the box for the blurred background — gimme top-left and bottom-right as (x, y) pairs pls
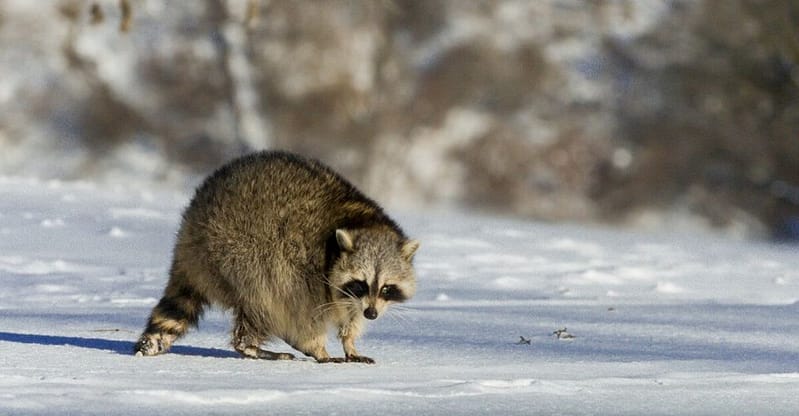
(1, 0), (798, 241)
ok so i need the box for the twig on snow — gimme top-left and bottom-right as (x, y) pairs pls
(552, 328), (575, 340)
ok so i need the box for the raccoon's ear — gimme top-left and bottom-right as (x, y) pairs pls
(400, 239), (420, 262)
(335, 229), (355, 253)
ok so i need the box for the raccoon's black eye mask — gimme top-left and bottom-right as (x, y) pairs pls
(342, 280), (369, 298)
(380, 285), (407, 302)
(341, 281), (407, 303)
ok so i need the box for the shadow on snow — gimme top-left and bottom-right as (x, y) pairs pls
(0, 331), (239, 358)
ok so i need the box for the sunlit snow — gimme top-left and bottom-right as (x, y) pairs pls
(1, 177), (798, 415)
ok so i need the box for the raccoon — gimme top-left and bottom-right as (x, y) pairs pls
(134, 151), (419, 364)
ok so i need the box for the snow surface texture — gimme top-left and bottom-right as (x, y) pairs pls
(1, 176), (798, 415)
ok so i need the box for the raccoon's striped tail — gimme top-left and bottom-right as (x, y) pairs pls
(134, 281), (206, 356)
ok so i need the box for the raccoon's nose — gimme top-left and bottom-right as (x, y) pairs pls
(364, 307), (378, 320)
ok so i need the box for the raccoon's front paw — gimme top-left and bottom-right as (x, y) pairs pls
(345, 354), (375, 364)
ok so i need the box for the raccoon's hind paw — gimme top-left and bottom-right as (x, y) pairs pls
(235, 345), (295, 360)
(345, 354), (375, 364)
(133, 334), (172, 357)
(249, 351), (294, 360)
(317, 357), (346, 364)
(317, 355), (375, 364)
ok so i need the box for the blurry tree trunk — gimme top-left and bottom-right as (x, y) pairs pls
(208, 0), (272, 150)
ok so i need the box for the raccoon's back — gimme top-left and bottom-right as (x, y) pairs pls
(188, 152), (359, 233)
(175, 151), (393, 297)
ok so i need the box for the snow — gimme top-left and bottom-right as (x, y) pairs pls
(1, 176), (798, 415)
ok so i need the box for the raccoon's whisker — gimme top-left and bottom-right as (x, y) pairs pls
(329, 284), (356, 301)
(384, 309), (410, 328)
(387, 307), (419, 325)
(313, 301), (340, 312)
(312, 301), (350, 318)
(313, 308), (336, 320)
(313, 300), (349, 311)
(388, 305), (419, 315)
(388, 309), (411, 319)
(320, 275), (359, 302)
(312, 299), (354, 318)
(386, 309), (405, 322)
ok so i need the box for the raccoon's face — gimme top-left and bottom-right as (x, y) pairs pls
(329, 228), (419, 320)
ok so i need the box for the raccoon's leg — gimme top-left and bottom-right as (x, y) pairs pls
(134, 280), (206, 356)
(339, 319), (375, 364)
(231, 310), (294, 360)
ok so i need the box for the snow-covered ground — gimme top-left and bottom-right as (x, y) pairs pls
(1, 176), (798, 415)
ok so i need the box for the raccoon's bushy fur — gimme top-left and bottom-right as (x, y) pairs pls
(134, 151), (418, 363)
